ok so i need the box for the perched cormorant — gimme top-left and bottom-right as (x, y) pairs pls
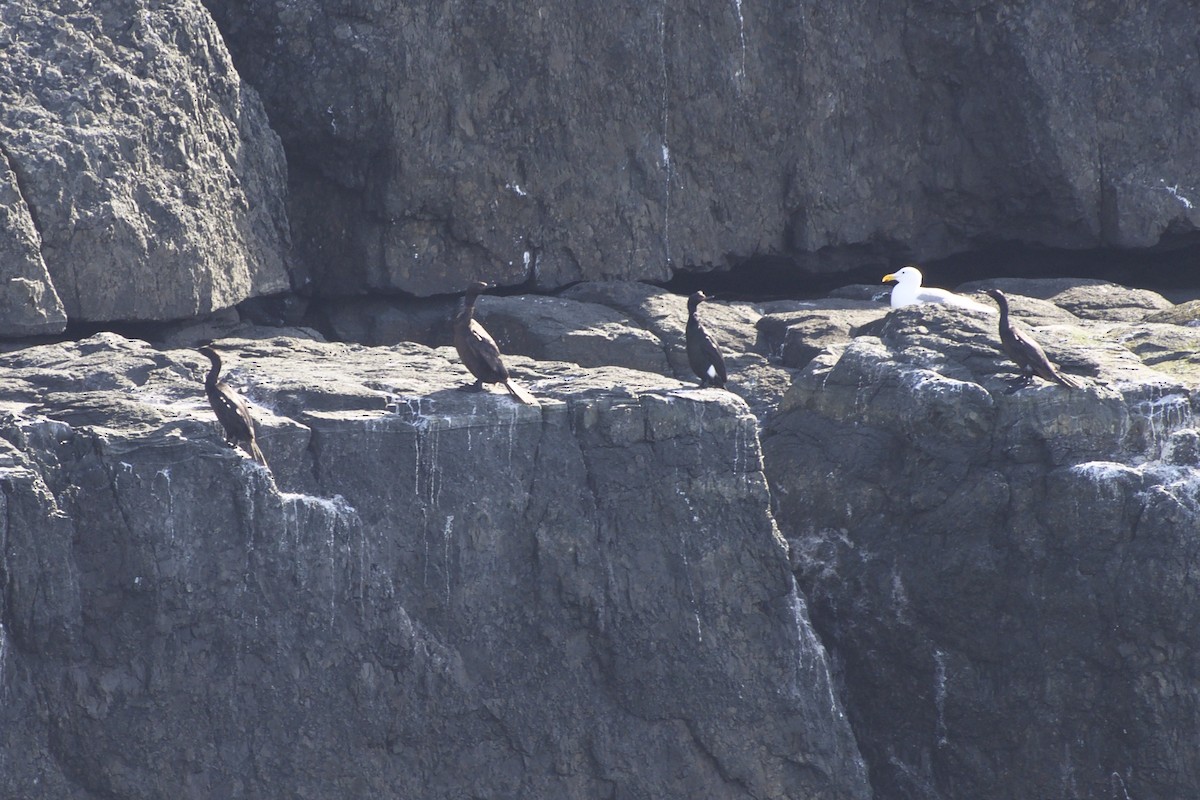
(882, 265), (995, 313)
(685, 291), (727, 389)
(198, 345), (269, 466)
(452, 281), (538, 405)
(985, 289), (1081, 392)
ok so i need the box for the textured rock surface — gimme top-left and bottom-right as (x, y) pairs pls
(0, 149), (66, 336)
(0, 0), (291, 324)
(756, 300), (889, 369)
(204, 0), (1200, 296)
(0, 334), (869, 799)
(763, 295), (1200, 800)
(5, 0), (1199, 322)
(958, 277), (1175, 322)
(5, 280), (1200, 799)
(321, 282), (799, 417)
(471, 293), (671, 374)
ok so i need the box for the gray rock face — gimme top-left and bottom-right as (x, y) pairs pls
(0, 334), (869, 799)
(320, 281), (800, 417)
(472, 293), (671, 374)
(763, 297), (1200, 800)
(0, 0), (291, 324)
(5, 0), (1198, 321)
(756, 300), (889, 369)
(958, 277), (1175, 322)
(204, 0), (1200, 295)
(0, 149), (66, 336)
(6, 281), (1200, 799)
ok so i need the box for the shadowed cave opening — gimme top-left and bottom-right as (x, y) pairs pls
(660, 235), (1200, 304)
(36, 235), (1200, 351)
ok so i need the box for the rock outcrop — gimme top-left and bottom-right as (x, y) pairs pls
(5, 0), (1198, 322)
(0, 334), (869, 799)
(761, 282), (1200, 800)
(0, 147), (66, 336)
(4, 277), (1200, 799)
(204, 0), (1200, 295)
(321, 281), (802, 418)
(0, 0), (291, 326)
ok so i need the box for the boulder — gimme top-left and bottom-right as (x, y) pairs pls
(1107, 322), (1200, 386)
(959, 277), (1175, 321)
(0, 0), (291, 324)
(1144, 298), (1200, 327)
(756, 300), (889, 368)
(561, 281), (798, 415)
(473, 293), (670, 374)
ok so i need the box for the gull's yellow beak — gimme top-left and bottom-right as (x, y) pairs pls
(882, 273), (897, 283)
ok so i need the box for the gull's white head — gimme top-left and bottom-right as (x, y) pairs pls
(882, 265), (923, 287)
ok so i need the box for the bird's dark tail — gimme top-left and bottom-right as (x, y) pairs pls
(504, 380), (539, 406)
(244, 439), (270, 469)
(1055, 371), (1083, 390)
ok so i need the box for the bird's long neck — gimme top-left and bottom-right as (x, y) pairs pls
(460, 290), (480, 321)
(994, 295), (1011, 325)
(203, 352), (222, 388)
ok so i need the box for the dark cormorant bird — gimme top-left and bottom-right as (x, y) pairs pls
(198, 345), (269, 466)
(986, 289), (1081, 392)
(685, 291), (727, 388)
(452, 281), (538, 405)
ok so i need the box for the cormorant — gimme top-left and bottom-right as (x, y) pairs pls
(685, 291), (727, 389)
(882, 265), (995, 313)
(985, 289), (1081, 391)
(452, 281), (538, 405)
(198, 345), (269, 466)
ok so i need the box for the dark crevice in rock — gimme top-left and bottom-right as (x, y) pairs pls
(660, 237), (1200, 303)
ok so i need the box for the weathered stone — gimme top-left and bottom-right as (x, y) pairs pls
(959, 277), (1175, 321)
(473, 293), (670, 374)
(763, 300), (1200, 800)
(562, 282), (699, 380)
(1144, 298), (1200, 327)
(0, 0), (291, 324)
(0, 150), (66, 335)
(562, 282), (688, 340)
(955, 284), (1085, 327)
(0, 334), (869, 800)
(1107, 322), (1200, 386)
(828, 284), (893, 303)
(757, 301), (889, 369)
(204, 0), (1200, 295)
(560, 281), (797, 415)
(154, 311), (326, 350)
(318, 297), (457, 348)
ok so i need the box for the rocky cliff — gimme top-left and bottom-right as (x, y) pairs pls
(0, 332), (868, 799)
(204, 0), (1200, 296)
(0, 0), (291, 329)
(5, 0), (1200, 797)
(4, 0), (1200, 326)
(759, 280), (1200, 800)
(339, 277), (1200, 800)
(4, 278), (1200, 799)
